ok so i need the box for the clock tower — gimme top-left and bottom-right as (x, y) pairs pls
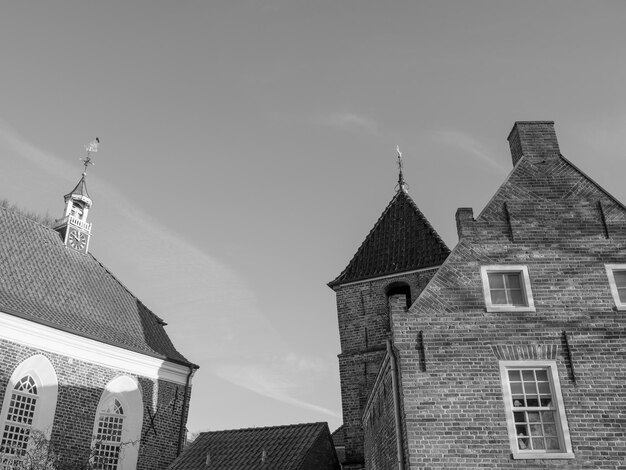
(53, 138), (99, 254)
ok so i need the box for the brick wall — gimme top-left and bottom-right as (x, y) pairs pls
(0, 338), (191, 470)
(391, 153), (626, 468)
(333, 270), (436, 467)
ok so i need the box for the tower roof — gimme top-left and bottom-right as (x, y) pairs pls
(64, 173), (91, 202)
(329, 189), (450, 287)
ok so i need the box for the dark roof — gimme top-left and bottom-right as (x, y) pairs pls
(169, 423), (334, 470)
(65, 173), (90, 200)
(330, 425), (344, 447)
(0, 205), (195, 367)
(329, 189), (450, 287)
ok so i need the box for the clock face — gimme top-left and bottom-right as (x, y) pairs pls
(68, 229), (88, 252)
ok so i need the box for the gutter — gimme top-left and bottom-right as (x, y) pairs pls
(177, 366), (194, 456)
(387, 339), (405, 470)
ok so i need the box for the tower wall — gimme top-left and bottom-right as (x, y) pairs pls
(333, 268), (438, 468)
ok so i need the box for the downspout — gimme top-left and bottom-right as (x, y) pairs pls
(387, 339), (405, 470)
(177, 366), (194, 456)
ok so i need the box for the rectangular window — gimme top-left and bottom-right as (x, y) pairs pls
(499, 361), (574, 459)
(481, 266), (535, 312)
(605, 264), (626, 310)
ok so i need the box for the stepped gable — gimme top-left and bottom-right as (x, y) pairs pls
(0, 205), (195, 366)
(329, 189), (450, 287)
(169, 422), (337, 470)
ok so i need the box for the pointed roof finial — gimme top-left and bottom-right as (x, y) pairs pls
(395, 145), (409, 192)
(80, 137), (100, 175)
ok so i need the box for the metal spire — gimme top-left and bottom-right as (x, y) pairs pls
(79, 138), (100, 175)
(395, 145), (409, 192)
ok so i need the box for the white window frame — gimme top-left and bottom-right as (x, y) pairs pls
(499, 361), (574, 460)
(481, 265), (535, 312)
(605, 264), (626, 311)
(0, 355), (58, 458)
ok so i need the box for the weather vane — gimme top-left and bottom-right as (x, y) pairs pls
(395, 145), (409, 192)
(80, 137), (100, 174)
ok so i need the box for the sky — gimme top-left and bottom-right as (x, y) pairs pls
(1, 1), (626, 434)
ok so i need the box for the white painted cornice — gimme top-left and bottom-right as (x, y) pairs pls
(0, 311), (193, 385)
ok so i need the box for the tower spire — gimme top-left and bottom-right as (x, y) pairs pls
(395, 145), (409, 192)
(52, 138), (100, 253)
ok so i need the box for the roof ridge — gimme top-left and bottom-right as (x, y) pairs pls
(88, 253), (197, 367)
(200, 421), (327, 435)
(0, 201), (55, 230)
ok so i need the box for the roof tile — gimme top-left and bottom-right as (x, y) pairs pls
(169, 423), (333, 470)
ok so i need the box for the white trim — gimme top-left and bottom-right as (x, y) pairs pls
(0, 355), (58, 443)
(481, 265), (536, 313)
(0, 311), (191, 385)
(605, 264), (626, 311)
(336, 266), (440, 287)
(499, 360), (574, 460)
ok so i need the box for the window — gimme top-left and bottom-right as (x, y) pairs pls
(605, 264), (626, 310)
(0, 376), (38, 468)
(91, 376), (142, 470)
(0, 355), (57, 469)
(481, 266), (535, 312)
(93, 398), (125, 470)
(499, 361), (573, 459)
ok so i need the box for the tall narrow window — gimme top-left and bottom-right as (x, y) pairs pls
(499, 361), (573, 459)
(0, 376), (38, 468)
(93, 398), (125, 470)
(91, 376), (143, 470)
(606, 264), (626, 310)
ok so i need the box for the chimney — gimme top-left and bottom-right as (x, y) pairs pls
(507, 121), (560, 167)
(455, 207), (474, 240)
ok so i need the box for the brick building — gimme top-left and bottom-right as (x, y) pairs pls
(0, 159), (197, 469)
(330, 122), (626, 468)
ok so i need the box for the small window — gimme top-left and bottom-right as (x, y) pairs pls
(499, 361), (574, 459)
(481, 266), (535, 312)
(605, 264), (626, 311)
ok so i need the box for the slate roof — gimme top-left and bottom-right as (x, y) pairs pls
(329, 189), (450, 287)
(0, 205), (195, 367)
(169, 423), (335, 470)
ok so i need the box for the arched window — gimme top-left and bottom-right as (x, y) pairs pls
(0, 355), (58, 468)
(386, 282), (412, 309)
(91, 376), (142, 470)
(93, 398), (126, 470)
(0, 376), (38, 465)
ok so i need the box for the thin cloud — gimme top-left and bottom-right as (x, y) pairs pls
(210, 354), (339, 417)
(0, 123), (284, 360)
(430, 129), (506, 171)
(319, 112), (381, 136)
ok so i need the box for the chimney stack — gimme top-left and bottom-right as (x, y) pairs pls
(507, 121), (560, 167)
(455, 208), (474, 240)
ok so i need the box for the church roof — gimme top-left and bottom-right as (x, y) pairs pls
(65, 173), (90, 200)
(169, 422), (337, 470)
(0, 205), (195, 367)
(329, 189), (450, 287)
